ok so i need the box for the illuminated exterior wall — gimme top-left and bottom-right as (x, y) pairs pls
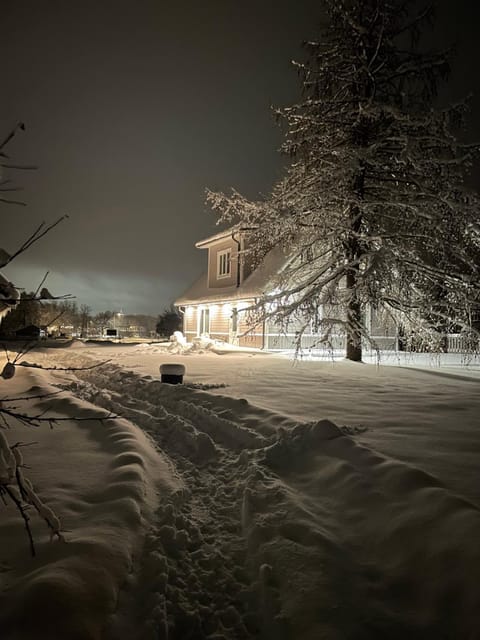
(237, 304), (263, 348)
(208, 304), (230, 340)
(183, 306), (198, 340)
(182, 299), (264, 347)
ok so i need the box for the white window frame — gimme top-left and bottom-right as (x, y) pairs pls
(217, 248), (231, 279)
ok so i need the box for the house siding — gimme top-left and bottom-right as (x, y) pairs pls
(237, 304), (263, 348)
(182, 303), (234, 342)
(182, 300), (266, 346)
(208, 304), (231, 341)
(184, 307), (198, 340)
(207, 239), (239, 289)
(240, 235), (255, 282)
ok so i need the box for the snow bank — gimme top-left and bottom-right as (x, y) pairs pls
(0, 362), (180, 640)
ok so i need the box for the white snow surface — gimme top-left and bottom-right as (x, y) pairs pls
(1, 342), (479, 639)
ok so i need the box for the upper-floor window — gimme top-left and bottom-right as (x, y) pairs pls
(217, 248), (231, 278)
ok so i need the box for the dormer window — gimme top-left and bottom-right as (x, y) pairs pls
(217, 248), (231, 279)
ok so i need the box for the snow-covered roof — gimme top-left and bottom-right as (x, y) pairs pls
(175, 244), (288, 306)
(195, 225), (248, 248)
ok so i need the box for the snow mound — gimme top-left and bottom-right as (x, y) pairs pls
(0, 365), (180, 640)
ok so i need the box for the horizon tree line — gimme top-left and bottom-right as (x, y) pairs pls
(0, 296), (162, 338)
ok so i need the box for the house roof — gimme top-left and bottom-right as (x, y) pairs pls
(175, 244), (288, 306)
(195, 225), (252, 249)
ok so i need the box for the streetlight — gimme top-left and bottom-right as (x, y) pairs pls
(114, 311), (124, 340)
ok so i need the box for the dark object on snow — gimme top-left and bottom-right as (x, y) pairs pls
(1, 362), (15, 379)
(160, 363), (185, 384)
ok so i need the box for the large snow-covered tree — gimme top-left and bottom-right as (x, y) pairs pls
(208, 0), (480, 361)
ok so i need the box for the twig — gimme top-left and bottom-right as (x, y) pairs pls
(0, 408), (119, 428)
(2, 215), (69, 268)
(1, 485), (36, 556)
(33, 271), (50, 298)
(18, 359), (112, 371)
(0, 293), (75, 304)
(0, 391), (63, 403)
(0, 122), (26, 155)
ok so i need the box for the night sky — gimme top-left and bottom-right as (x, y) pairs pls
(1, 0), (479, 315)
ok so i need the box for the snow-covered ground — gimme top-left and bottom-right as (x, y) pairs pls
(1, 342), (479, 639)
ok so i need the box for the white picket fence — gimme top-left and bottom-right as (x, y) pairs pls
(264, 331), (479, 355)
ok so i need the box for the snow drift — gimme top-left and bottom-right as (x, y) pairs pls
(1, 345), (479, 638)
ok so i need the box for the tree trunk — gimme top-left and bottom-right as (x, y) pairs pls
(344, 171), (364, 362)
(345, 269), (362, 361)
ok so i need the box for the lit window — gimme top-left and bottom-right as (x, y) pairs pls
(217, 249), (231, 278)
(231, 308), (238, 333)
(199, 307), (210, 334)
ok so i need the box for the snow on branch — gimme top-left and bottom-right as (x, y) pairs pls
(0, 385), (118, 555)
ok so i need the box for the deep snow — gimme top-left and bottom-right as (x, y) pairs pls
(1, 342), (479, 639)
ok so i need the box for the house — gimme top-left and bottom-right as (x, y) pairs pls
(174, 228), (398, 351)
(175, 228), (281, 348)
(175, 226), (407, 352)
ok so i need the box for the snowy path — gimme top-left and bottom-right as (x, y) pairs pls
(60, 361), (278, 638)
